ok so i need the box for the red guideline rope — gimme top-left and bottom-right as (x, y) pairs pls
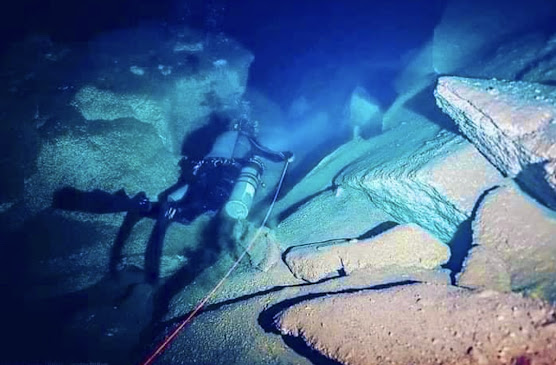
(140, 160), (290, 365)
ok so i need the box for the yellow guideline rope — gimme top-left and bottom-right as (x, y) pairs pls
(141, 159), (290, 365)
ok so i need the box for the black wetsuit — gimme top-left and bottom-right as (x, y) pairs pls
(143, 130), (287, 282)
(53, 130), (289, 283)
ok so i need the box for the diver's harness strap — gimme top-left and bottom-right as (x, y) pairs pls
(191, 157), (243, 176)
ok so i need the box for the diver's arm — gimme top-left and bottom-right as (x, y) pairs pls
(248, 136), (293, 162)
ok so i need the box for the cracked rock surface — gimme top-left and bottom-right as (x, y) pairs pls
(275, 283), (556, 365)
(339, 122), (502, 242)
(284, 224), (450, 282)
(458, 182), (556, 302)
(435, 76), (556, 209)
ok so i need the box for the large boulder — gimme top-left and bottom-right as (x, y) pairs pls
(24, 119), (179, 215)
(275, 187), (392, 250)
(283, 224), (450, 283)
(72, 28), (253, 153)
(458, 183), (556, 302)
(155, 267), (450, 365)
(276, 283), (556, 365)
(435, 76), (556, 209)
(339, 122), (503, 242)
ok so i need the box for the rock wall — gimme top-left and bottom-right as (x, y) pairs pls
(339, 123), (503, 242)
(276, 283), (556, 365)
(435, 76), (556, 209)
(24, 120), (179, 215)
(275, 187), (392, 250)
(5, 26), (255, 299)
(72, 29), (253, 153)
(432, 0), (556, 74)
(283, 224), (450, 283)
(458, 182), (556, 302)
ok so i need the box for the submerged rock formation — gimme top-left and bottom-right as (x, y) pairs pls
(9, 26), (255, 299)
(458, 182), (556, 301)
(72, 28), (253, 153)
(24, 119), (179, 215)
(283, 224), (450, 282)
(275, 283), (556, 365)
(276, 187), (392, 250)
(435, 76), (556, 209)
(339, 123), (503, 242)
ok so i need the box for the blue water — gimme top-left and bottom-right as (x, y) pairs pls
(1, 1), (555, 364)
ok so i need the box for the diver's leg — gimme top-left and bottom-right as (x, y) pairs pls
(109, 211), (144, 275)
(144, 203), (173, 284)
(53, 187), (151, 214)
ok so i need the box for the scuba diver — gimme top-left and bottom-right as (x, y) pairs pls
(53, 117), (293, 284)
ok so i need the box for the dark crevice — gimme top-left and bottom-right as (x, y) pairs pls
(357, 221), (399, 239)
(257, 281), (418, 364)
(146, 277), (418, 365)
(275, 187), (334, 223)
(443, 186), (500, 284)
(282, 335), (343, 365)
(157, 276), (342, 331)
(514, 162), (556, 212)
(257, 280), (418, 335)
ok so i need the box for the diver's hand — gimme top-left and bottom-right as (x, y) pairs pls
(282, 151), (295, 163)
(165, 207), (177, 219)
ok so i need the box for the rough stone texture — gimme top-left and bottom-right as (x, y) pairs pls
(275, 187), (392, 250)
(458, 183), (556, 302)
(456, 245), (512, 293)
(435, 76), (556, 209)
(272, 120), (442, 227)
(276, 283), (556, 365)
(270, 137), (373, 221)
(72, 29), (253, 153)
(71, 86), (173, 144)
(157, 264), (451, 365)
(229, 221), (282, 272)
(339, 124), (503, 242)
(18, 117), (216, 298)
(24, 120), (179, 215)
(432, 0), (556, 74)
(284, 224), (450, 283)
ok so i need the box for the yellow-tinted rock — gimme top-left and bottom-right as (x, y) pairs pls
(276, 283), (556, 365)
(460, 182), (556, 301)
(435, 76), (556, 209)
(284, 224), (450, 282)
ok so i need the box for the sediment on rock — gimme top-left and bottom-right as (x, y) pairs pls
(283, 224), (450, 283)
(339, 124), (503, 242)
(275, 283), (556, 365)
(435, 76), (556, 209)
(275, 187), (392, 250)
(458, 182), (556, 302)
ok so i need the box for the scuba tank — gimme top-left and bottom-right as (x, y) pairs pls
(224, 157), (264, 220)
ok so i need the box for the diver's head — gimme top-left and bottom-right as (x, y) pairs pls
(231, 118), (259, 137)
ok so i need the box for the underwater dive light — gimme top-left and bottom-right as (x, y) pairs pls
(224, 157), (264, 220)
